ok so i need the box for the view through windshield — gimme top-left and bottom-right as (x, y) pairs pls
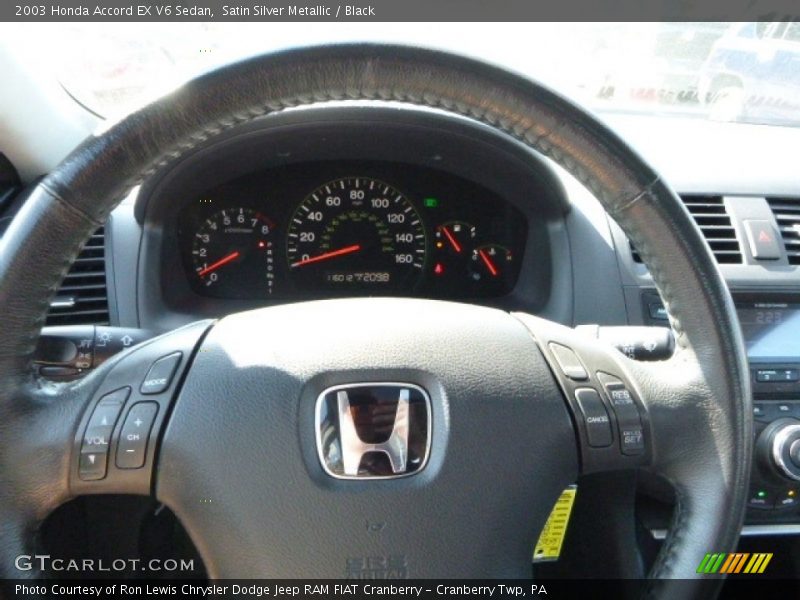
(11, 22), (800, 126)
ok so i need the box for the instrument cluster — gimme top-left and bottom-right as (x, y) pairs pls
(177, 161), (528, 300)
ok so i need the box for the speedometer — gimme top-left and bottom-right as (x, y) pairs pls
(287, 177), (427, 292)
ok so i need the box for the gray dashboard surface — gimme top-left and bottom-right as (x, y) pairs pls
(98, 111), (800, 331)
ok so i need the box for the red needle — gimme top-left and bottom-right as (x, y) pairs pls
(479, 249), (499, 277)
(197, 251), (240, 277)
(440, 226), (462, 253)
(291, 244), (361, 268)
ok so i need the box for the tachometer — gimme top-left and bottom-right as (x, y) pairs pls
(191, 207), (276, 297)
(287, 177), (427, 291)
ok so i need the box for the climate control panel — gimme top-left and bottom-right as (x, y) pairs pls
(748, 400), (800, 515)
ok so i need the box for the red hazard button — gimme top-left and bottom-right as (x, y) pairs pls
(744, 219), (782, 260)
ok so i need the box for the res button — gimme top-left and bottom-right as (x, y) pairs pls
(140, 352), (182, 394)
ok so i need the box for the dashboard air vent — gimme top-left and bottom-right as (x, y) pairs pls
(46, 227), (109, 326)
(631, 195), (742, 264)
(767, 198), (800, 265)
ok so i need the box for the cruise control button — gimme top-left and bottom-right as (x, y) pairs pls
(140, 352), (182, 394)
(619, 427), (644, 454)
(600, 378), (645, 456)
(574, 388), (612, 447)
(116, 402), (158, 469)
(549, 343), (588, 381)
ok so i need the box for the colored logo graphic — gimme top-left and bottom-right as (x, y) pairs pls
(697, 553), (773, 574)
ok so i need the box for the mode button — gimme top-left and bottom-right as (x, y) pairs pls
(140, 352), (182, 394)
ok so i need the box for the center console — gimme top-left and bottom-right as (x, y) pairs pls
(645, 292), (800, 527)
(737, 297), (800, 519)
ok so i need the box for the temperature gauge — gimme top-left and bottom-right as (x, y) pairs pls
(470, 244), (514, 292)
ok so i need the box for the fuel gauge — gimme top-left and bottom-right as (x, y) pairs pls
(435, 221), (476, 255)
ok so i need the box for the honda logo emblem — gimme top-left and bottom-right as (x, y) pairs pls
(315, 383), (431, 479)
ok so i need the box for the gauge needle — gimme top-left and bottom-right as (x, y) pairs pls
(291, 244), (362, 268)
(479, 249), (499, 277)
(440, 226), (462, 253)
(197, 251), (240, 277)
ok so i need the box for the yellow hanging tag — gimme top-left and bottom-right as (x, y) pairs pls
(533, 485), (577, 562)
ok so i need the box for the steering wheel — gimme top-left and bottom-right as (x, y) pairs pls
(0, 45), (751, 598)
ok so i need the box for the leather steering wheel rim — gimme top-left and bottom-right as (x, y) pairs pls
(0, 44), (751, 597)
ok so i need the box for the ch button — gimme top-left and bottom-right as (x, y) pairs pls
(116, 402), (158, 469)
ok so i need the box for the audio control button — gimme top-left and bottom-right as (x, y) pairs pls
(116, 402), (158, 469)
(760, 420), (800, 482)
(78, 388), (129, 481)
(790, 440), (800, 469)
(140, 352), (182, 394)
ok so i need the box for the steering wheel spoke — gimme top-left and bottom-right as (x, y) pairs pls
(68, 320), (212, 497)
(515, 314), (653, 475)
(0, 320), (211, 576)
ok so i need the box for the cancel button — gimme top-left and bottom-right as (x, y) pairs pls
(574, 388), (613, 448)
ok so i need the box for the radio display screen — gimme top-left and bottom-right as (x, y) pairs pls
(737, 303), (800, 362)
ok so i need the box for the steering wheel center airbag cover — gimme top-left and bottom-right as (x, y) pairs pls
(156, 298), (577, 577)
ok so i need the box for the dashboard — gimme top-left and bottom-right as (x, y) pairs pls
(177, 161), (527, 300)
(132, 106), (569, 330)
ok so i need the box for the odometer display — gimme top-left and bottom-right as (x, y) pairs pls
(287, 177), (427, 292)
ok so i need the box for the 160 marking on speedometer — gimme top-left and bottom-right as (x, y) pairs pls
(286, 177), (427, 291)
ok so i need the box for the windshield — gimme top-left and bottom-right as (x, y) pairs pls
(15, 22), (800, 126)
